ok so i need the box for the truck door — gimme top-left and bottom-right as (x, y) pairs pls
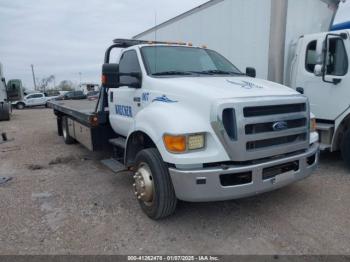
(108, 50), (143, 137)
(295, 33), (350, 121)
(25, 94), (36, 106)
(37, 93), (46, 105)
(31, 94), (44, 106)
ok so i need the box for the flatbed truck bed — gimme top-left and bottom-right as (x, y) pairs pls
(48, 99), (117, 151)
(48, 100), (98, 126)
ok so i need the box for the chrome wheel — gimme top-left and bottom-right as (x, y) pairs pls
(133, 162), (154, 206)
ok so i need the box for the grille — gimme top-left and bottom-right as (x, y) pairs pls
(222, 108), (236, 140)
(217, 98), (309, 162)
(247, 133), (307, 150)
(243, 103), (306, 117)
(245, 118), (307, 135)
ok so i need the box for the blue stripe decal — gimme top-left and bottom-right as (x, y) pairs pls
(152, 95), (178, 103)
(331, 21), (350, 31)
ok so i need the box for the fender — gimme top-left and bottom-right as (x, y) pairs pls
(126, 102), (229, 165)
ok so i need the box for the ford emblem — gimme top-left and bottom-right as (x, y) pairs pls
(272, 121), (288, 131)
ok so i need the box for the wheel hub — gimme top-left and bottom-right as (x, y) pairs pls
(133, 163), (154, 204)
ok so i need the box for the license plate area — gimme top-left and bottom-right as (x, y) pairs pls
(262, 161), (299, 181)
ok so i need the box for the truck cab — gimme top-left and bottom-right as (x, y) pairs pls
(0, 63), (11, 121)
(6, 79), (24, 104)
(103, 39), (319, 218)
(291, 30), (350, 164)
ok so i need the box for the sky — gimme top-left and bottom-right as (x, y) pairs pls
(0, 0), (207, 89)
(0, 0), (349, 90)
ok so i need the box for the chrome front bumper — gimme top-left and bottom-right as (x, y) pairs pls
(169, 143), (319, 202)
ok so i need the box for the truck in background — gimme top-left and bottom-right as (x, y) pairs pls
(6, 79), (25, 105)
(49, 39), (319, 219)
(80, 83), (100, 95)
(0, 63), (11, 121)
(289, 29), (350, 164)
(134, 0), (350, 166)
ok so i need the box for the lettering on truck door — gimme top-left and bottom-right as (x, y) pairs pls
(109, 50), (143, 136)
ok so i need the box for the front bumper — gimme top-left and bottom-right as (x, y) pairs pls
(169, 143), (319, 202)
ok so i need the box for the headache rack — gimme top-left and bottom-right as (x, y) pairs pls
(105, 38), (189, 63)
(112, 38), (188, 48)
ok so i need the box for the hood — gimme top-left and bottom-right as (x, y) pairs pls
(150, 76), (299, 101)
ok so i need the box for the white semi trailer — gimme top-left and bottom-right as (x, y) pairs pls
(134, 0), (350, 165)
(0, 63), (11, 121)
(134, 0), (340, 85)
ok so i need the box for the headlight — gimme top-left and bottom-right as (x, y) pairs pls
(310, 118), (317, 132)
(188, 134), (205, 150)
(163, 133), (205, 153)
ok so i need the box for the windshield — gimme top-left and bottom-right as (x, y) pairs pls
(141, 46), (242, 76)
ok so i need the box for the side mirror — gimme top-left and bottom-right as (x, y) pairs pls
(340, 33), (348, 40)
(314, 64), (323, 76)
(119, 72), (142, 89)
(1, 77), (5, 82)
(102, 63), (119, 89)
(246, 67), (256, 78)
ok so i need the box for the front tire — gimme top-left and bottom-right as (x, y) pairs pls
(61, 116), (75, 144)
(16, 102), (25, 110)
(341, 129), (350, 168)
(134, 148), (177, 220)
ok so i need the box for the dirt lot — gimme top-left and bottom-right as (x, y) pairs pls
(0, 108), (349, 255)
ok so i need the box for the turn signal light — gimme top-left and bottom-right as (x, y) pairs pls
(310, 118), (317, 132)
(90, 115), (99, 127)
(163, 135), (186, 153)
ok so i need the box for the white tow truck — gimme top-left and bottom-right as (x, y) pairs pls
(0, 63), (11, 121)
(49, 39), (319, 219)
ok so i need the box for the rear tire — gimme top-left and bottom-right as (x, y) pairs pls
(16, 102), (25, 110)
(0, 103), (10, 121)
(61, 116), (75, 144)
(341, 129), (350, 168)
(134, 148), (177, 220)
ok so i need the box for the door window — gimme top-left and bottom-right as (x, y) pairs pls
(326, 38), (348, 76)
(27, 94), (42, 99)
(119, 50), (141, 86)
(305, 40), (317, 73)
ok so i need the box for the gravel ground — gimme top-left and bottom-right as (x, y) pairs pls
(0, 108), (349, 255)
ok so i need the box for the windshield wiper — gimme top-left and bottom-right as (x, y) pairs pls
(193, 70), (244, 75)
(152, 71), (194, 76)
